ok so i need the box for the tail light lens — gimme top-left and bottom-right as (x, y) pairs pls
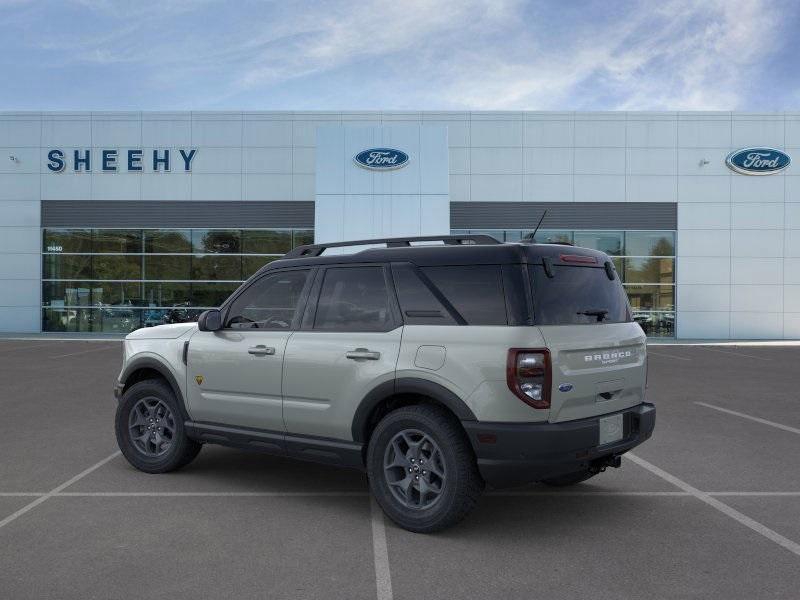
(507, 348), (551, 409)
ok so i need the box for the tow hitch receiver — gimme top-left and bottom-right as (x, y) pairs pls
(590, 455), (622, 474)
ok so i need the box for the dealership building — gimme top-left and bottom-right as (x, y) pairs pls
(0, 110), (798, 339)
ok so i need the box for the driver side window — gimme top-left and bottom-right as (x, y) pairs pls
(226, 269), (310, 329)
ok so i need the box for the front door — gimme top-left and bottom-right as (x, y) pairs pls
(186, 268), (313, 431)
(283, 265), (402, 440)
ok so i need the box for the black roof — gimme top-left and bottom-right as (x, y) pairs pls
(256, 235), (610, 277)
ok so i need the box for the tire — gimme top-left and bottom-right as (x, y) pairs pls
(367, 404), (484, 533)
(540, 470), (596, 487)
(115, 378), (201, 474)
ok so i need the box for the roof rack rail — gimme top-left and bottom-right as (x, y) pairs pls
(284, 234), (501, 258)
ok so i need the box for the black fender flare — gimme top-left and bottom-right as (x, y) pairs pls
(118, 357), (190, 421)
(351, 377), (477, 443)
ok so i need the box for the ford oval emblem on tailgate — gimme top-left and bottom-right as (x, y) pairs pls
(558, 383), (573, 392)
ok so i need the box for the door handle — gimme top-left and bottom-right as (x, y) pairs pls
(248, 345), (276, 356)
(346, 348), (381, 360)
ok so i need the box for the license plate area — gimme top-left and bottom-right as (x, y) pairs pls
(598, 413), (624, 446)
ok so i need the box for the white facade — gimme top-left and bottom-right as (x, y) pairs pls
(1, 110), (799, 339)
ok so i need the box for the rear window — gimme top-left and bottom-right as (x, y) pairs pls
(530, 264), (631, 325)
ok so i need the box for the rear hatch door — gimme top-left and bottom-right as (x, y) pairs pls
(539, 323), (646, 422)
(528, 254), (647, 423)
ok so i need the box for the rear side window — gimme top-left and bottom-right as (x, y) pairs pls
(314, 266), (393, 331)
(391, 264), (457, 325)
(530, 265), (631, 325)
(421, 265), (507, 326)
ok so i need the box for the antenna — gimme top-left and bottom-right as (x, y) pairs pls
(529, 209), (548, 241)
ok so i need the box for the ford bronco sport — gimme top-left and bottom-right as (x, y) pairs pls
(114, 235), (655, 532)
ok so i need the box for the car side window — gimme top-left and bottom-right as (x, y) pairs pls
(226, 269), (310, 329)
(421, 265), (508, 325)
(313, 266), (393, 331)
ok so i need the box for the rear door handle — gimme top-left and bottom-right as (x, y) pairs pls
(346, 348), (381, 360)
(248, 345), (276, 356)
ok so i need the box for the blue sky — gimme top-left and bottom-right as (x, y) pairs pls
(1, 0), (798, 111)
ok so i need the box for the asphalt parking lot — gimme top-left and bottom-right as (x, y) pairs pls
(1, 340), (799, 599)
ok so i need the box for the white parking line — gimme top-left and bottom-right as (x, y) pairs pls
(647, 350), (691, 361)
(3, 490), (798, 498)
(370, 497), (393, 600)
(709, 492), (800, 497)
(49, 344), (119, 359)
(0, 451), (120, 531)
(696, 347), (771, 361)
(54, 491), (368, 497)
(626, 453), (800, 558)
(695, 402), (800, 436)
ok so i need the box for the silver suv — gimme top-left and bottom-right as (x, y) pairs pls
(113, 235), (655, 532)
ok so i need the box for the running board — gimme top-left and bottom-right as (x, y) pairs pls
(184, 421), (365, 470)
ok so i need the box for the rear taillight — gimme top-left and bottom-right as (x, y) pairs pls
(506, 348), (551, 409)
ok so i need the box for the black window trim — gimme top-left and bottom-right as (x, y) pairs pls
(300, 263), (402, 333)
(220, 265), (316, 332)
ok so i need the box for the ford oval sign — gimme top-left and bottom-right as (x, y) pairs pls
(725, 147), (790, 175)
(354, 148), (409, 170)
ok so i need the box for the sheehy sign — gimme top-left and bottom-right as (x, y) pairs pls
(46, 149), (197, 172)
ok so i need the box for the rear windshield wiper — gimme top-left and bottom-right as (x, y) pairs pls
(577, 309), (609, 322)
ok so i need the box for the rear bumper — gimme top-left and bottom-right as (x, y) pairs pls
(463, 402), (655, 489)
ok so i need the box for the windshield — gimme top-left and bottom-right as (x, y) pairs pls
(530, 264), (631, 325)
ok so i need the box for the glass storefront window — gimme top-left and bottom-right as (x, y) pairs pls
(93, 229), (142, 253)
(43, 254), (92, 279)
(633, 312), (675, 337)
(142, 282), (192, 307)
(43, 228), (92, 253)
(623, 258), (674, 284)
(293, 230), (314, 247)
(191, 255), (243, 281)
(624, 231), (675, 257)
(42, 228), (314, 334)
(144, 230), (192, 253)
(143, 255), (192, 280)
(573, 231), (624, 256)
(624, 285), (675, 311)
(92, 255), (143, 280)
(192, 229), (241, 253)
(43, 281), (143, 307)
(242, 230), (292, 254)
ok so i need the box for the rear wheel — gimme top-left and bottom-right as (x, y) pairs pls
(115, 379), (201, 473)
(367, 405), (483, 533)
(540, 470), (596, 487)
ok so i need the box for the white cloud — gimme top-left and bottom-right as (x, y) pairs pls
(1, 0), (793, 109)
(429, 0), (785, 110)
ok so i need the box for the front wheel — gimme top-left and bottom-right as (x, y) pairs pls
(115, 378), (201, 473)
(367, 405), (483, 533)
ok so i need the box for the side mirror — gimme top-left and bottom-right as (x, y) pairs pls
(197, 309), (222, 332)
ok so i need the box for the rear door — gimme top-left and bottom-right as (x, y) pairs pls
(282, 264), (402, 441)
(530, 261), (647, 423)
